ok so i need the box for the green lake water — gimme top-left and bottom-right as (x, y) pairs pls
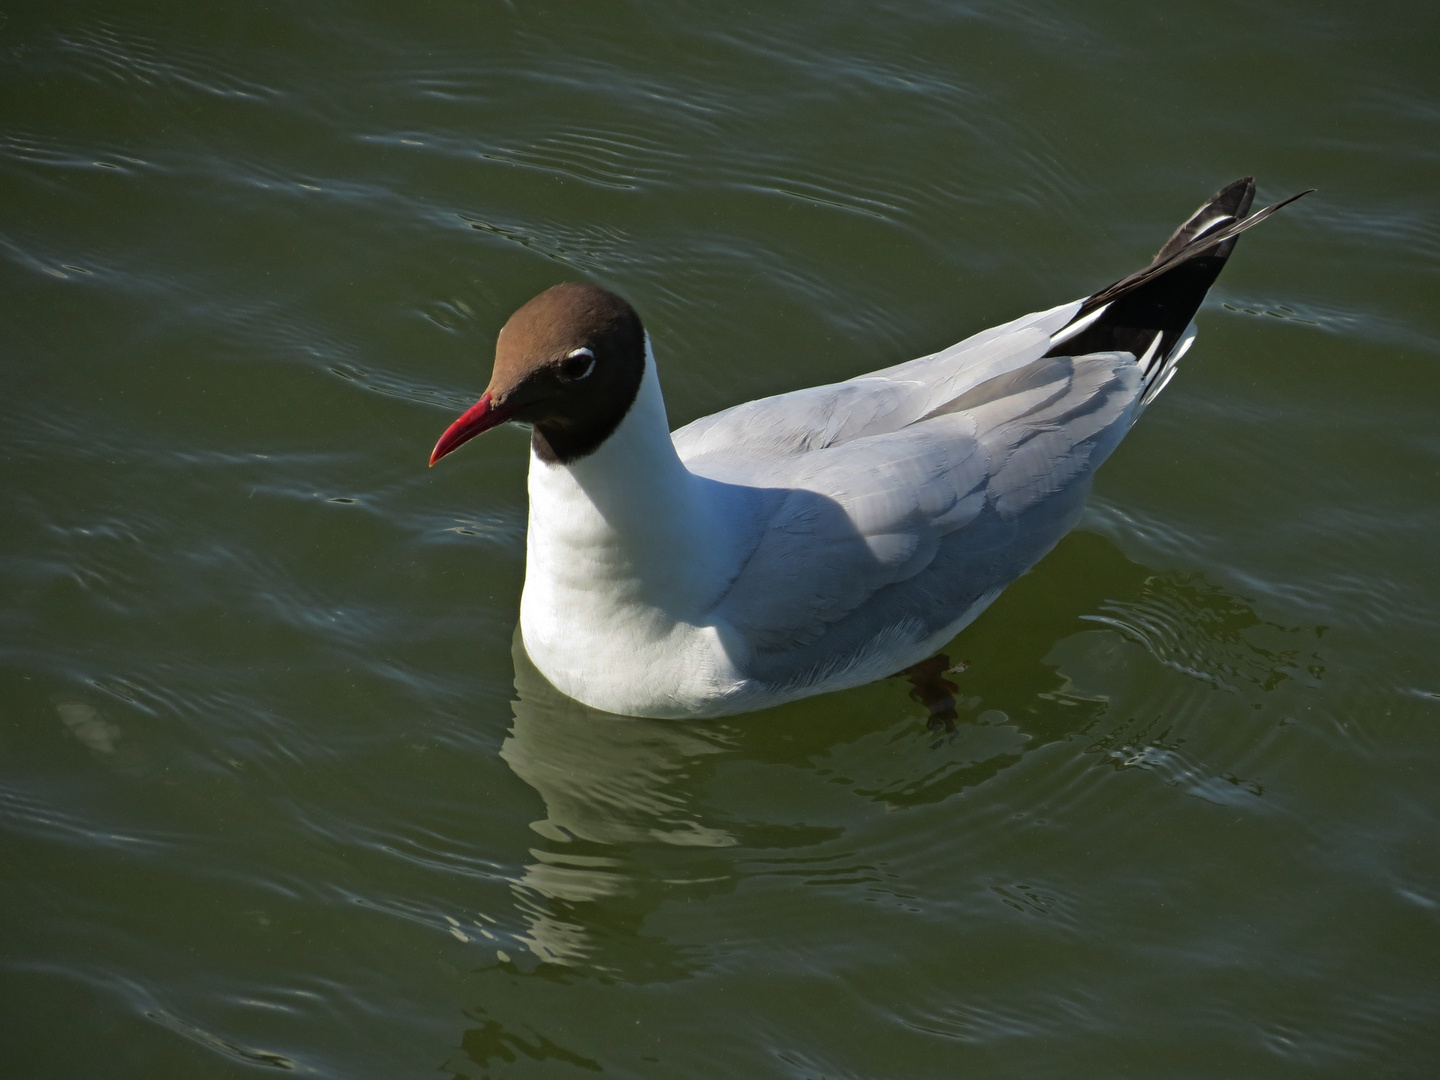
(3, 1), (1439, 1076)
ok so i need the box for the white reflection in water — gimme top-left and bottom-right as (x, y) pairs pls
(499, 634), (734, 967)
(57, 700), (121, 754)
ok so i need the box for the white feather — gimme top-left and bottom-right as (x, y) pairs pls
(1047, 302), (1111, 348)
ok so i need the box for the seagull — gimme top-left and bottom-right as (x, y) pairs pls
(430, 177), (1309, 719)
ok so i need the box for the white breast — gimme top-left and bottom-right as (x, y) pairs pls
(518, 342), (757, 717)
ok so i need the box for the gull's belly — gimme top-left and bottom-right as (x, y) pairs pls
(518, 569), (746, 718)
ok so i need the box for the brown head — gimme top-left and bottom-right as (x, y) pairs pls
(429, 283), (646, 467)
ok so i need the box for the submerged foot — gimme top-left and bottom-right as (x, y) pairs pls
(895, 654), (968, 733)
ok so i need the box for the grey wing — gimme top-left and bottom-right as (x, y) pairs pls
(710, 413), (990, 653)
(673, 300), (1082, 463)
(708, 350), (1143, 687)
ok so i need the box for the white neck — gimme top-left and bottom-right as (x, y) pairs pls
(522, 338), (746, 624)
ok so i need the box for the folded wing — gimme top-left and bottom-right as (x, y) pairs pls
(702, 349), (1142, 682)
(672, 300), (1083, 462)
(676, 177), (1310, 692)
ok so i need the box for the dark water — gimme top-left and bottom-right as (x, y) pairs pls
(4, 1), (1439, 1075)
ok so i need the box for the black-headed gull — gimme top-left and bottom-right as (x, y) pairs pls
(430, 177), (1309, 718)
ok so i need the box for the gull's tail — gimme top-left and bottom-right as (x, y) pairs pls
(1046, 177), (1312, 405)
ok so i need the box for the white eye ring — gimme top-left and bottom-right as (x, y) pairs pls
(559, 347), (596, 381)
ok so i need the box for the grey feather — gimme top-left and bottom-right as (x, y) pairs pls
(684, 331), (1143, 688)
(673, 300), (1080, 463)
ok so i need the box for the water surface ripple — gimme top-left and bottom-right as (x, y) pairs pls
(3, 1), (1439, 1076)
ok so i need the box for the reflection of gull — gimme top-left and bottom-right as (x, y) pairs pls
(500, 634), (734, 967)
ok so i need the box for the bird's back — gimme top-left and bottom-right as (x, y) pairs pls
(678, 326), (1144, 699)
(667, 178), (1308, 705)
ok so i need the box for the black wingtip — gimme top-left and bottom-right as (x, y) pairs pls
(1151, 176), (1255, 267)
(1146, 177), (1249, 269)
(1074, 183), (1313, 321)
(1213, 175), (1257, 214)
(1047, 180), (1312, 370)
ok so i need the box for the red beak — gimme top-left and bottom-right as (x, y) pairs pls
(429, 392), (518, 465)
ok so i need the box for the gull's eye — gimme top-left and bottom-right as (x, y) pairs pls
(557, 347), (596, 383)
